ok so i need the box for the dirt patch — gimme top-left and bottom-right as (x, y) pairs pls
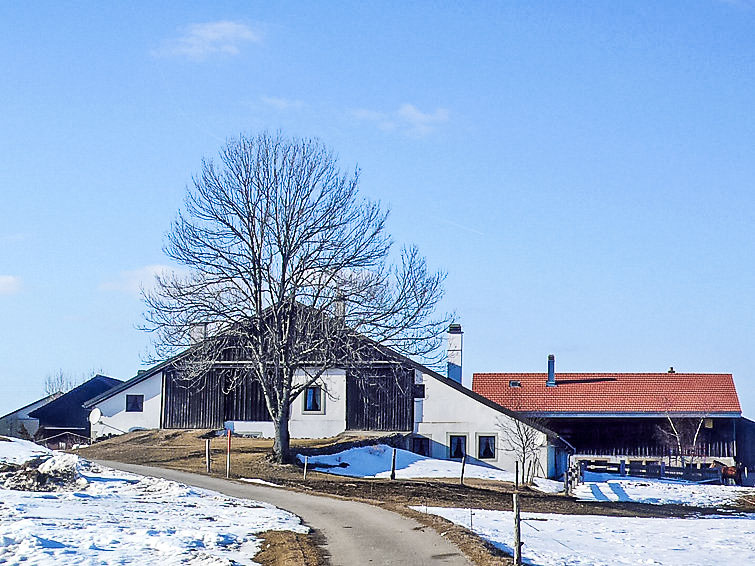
(254, 530), (324, 566)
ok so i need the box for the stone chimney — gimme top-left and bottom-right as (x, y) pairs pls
(546, 354), (556, 387)
(447, 324), (463, 384)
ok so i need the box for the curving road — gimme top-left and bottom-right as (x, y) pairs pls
(96, 461), (473, 566)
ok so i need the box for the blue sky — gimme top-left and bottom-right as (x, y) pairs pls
(1, 2), (754, 418)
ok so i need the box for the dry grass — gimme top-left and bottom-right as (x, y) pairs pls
(254, 531), (324, 566)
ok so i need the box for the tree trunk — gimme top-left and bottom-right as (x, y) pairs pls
(272, 401), (292, 463)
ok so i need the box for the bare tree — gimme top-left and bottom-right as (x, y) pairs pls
(43, 369), (80, 395)
(498, 415), (548, 484)
(143, 132), (450, 463)
(656, 415), (707, 466)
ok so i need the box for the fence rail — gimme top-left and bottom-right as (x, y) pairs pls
(581, 460), (722, 483)
(574, 441), (735, 460)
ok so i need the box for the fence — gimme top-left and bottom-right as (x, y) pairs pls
(575, 441), (736, 460)
(581, 460), (722, 483)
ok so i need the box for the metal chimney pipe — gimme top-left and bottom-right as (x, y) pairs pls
(546, 354), (556, 387)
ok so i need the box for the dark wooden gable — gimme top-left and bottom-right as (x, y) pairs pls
(346, 365), (414, 432)
(162, 369), (272, 429)
(30, 375), (122, 434)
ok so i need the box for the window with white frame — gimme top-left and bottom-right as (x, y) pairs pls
(303, 385), (323, 413)
(478, 435), (496, 460)
(449, 434), (466, 459)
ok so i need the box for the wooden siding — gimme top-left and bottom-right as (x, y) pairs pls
(163, 371), (272, 429)
(163, 371), (224, 429)
(346, 367), (413, 431)
(223, 377), (271, 422)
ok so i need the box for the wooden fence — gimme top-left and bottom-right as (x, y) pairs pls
(576, 441), (736, 460)
(581, 460), (722, 483)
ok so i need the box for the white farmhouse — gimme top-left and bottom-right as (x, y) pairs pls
(84, 326), (572, 479)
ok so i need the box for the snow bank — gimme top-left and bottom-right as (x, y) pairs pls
(418, 506), (755, 566)
(0, 436), (50, 465)
(575, 474), (752, 507)
(0, 439), (308, 564)
(298, 444), (563, 493)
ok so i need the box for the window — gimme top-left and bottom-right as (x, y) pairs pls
(412, 436), (430, 456)
(412, 384), (426, 398)
(303, 386), (323, 413)
(478, 435), (496, 460)
(449, 435), (466, 459)
(508, 380), (521, 388)
(125, 394), (144, 412)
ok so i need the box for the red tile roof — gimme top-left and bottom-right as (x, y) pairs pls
(472, 373), (741, 415)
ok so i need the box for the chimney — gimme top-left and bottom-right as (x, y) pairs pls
(447, 324), (463, 384)
(546, 354), (556, 387)
(668, 366), (675, 374)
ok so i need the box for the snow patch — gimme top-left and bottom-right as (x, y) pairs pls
(575, 473), (752, 507)
(298, 444), (563, 493)
(418, 506), (755, 566)
(0, 437), (307, 564)
(0, 436), (50, 465)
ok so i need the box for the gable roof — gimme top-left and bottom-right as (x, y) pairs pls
(30, 375), (123, 427)
(82, 338), (573, 450)
(0, 392), (63, 421)
(472, 372), (742, 417)
(83, 357), (178, 409)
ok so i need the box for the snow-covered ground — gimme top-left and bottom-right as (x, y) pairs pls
(419, 506), (755, 566)
(0, 436), (50, 464)
(0, 436), (306, 565)
(298, 444), (563, 493)
(575, 471), (752, 507)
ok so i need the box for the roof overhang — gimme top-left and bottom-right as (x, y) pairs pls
(523, 412), (742, 419)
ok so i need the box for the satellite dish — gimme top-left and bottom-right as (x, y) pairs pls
(88, 408), (102, 425)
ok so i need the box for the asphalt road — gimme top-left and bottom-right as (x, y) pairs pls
(96, 460), (474, 566)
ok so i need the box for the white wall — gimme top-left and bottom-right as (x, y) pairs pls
(0, 396), (52, 438)
(91, 372), (163, 439)
(226, 369), (347, 438)
(414, 370), (550, 475)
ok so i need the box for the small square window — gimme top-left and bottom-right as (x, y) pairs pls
(303, 386), (323, 413)
(449, 435), (466, 459)
(412, 384), (426, 398)
(126, 394), (144, 412)
(478, 435), (496, 460)
(412, 436), (430, 456)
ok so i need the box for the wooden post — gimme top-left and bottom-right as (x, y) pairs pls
(205, 438), (211, 473)
(515, 460), (519, 491)
(226, 428), (231, 479)
(304, 455), (308, 480)
(513, 492), (522, 566)
(460, 453), (467, 486)
(390, 448), (397, 480)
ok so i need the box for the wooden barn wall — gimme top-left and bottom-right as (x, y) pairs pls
(163, 370), (271, 429)
(223, 377), (271, 422)
(346, 366), (413, 431)
(163, 370), (224, 429)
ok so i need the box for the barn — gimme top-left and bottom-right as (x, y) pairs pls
(29, 375), (122, 448)
(473, 355), (742, 468)
(84, 327), (573, 479)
